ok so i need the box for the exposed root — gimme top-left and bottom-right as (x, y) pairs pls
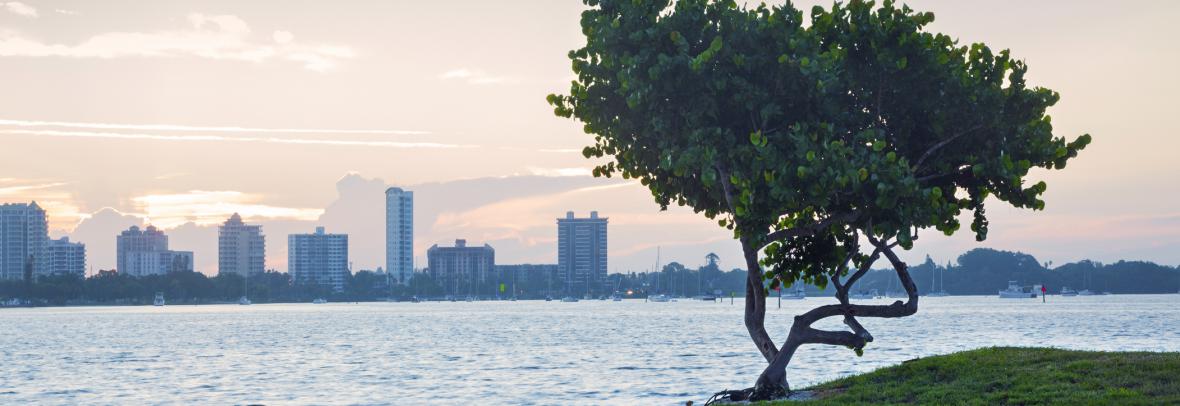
(704, 383), (790, 405)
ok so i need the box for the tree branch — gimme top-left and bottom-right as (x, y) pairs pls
(836, 248), (881, 305)
(760, 212), (858, 249)
(913, 124), (982, 173)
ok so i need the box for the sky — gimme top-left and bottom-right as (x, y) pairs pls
(1, 0), (1178, 275)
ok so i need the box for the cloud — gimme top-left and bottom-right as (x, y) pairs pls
(0, 13), (354, 71)
(130, 190), (323, 228)
(54, 9), (77, 16)
(272, 30), (293, 45)
(0, 129), (473, 149)
(527, 167), (592, 177)
(2, 2), (36, 17)
(0, 118), (429, 135)
(439, 68), (518, 85)
(0, 179), (83, 231)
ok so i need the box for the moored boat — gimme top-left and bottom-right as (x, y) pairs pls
(999, 281), (1037, 298)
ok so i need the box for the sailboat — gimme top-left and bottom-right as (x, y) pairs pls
(885, 277), (907, 298)
(648, 247), (670, 302)
(850, 289), (879, 300)
(1078, 267), (1096, 296)
(239, 271), (251, 305)
(927, 264), (949, 297)
(153, 292), (166, 306)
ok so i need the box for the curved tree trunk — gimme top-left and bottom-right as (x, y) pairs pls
(749, 239), (919, 400)
(741, 238), (779, 363)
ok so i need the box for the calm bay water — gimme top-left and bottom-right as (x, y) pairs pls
(1, 295), (1178, 405)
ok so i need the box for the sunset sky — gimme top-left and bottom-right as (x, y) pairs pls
(2, 0), (1178, 275)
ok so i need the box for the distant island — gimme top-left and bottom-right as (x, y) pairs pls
(1, 248), (1176, 307)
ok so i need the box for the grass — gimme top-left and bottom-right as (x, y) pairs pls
(774, 347), (1180, 405)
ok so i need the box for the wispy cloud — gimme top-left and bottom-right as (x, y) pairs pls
(0, 118), (429, 135)
(54, 9), (77, 16)
(536, 148), (583, 153)
(153, 173), (188, 181)
(2, 2), (36, 18)
(0, 129), (474, 149)
(439, 68), (518, 85)
(0, 181), (68, 195)
(527, 167), (592, 177)
(131, 190), (323, 228)
(0, 13), (354, 71)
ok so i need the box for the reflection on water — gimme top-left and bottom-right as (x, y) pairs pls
(1, 295), (1177, 405)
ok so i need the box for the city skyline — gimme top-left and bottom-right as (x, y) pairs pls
(2, 0), (1179, 273)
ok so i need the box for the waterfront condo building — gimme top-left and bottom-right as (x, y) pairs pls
(218, 213), (265, 276)
(289, 226), (349, 291)
(557, 211), (608, 297)
(427, 239), (494, 298)
(386, 187), (414, 285)
(0, 202), (48, 280)
(47, 237), (86, 277)
(116, 225), (194, 276)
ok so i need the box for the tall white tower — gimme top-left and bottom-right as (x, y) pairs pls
(386, 187), (414, 285)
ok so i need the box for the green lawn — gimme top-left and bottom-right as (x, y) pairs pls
(776, 347), (1180, 405)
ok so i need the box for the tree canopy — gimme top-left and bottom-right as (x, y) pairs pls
(549, 0), (1089, 289)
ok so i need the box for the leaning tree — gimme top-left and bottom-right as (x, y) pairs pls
(549, 0), (1090, 401)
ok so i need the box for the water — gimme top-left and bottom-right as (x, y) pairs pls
(1, 295), (1178, 405)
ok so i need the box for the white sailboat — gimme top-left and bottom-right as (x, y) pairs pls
(927, 264), (949, 297)
(1060, 287), (1078, 297)
(153, 292), (165, 306)
(239, 270), (251, 305)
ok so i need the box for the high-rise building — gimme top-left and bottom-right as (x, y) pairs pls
(427, 239), (494, 298)
(557, 211), (608, 296)
(218, 213), (265, 276)
(289, 226), (349, 291)
(386, 187), (414, 285)
(47, 237), (86, 277)
(0, 202), (48, 280)
(116, 225), (193, 276)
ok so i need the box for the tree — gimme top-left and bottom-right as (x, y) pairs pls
(549, 0), (1089, 400)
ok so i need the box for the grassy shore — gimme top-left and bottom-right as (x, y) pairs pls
(778, 347), (1180, 405)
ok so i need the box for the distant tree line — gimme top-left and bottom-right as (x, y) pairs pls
(1, 248), (1177, 306)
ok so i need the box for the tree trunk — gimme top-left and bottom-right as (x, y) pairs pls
(741, 239), (779, 364)
(746, 239), (919, 401)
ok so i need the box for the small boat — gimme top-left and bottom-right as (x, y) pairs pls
(464, 295), (476, 302)
(313, 298), (327, 304)
(1078, 289), (1097, 296)
(239, 296), (252, 305)
(850, 289), (879, 300)
(1060, 287), (1078, 297)
(410, 296), (421, 303)
(545, 295), (553, 302)
(782, 287), (805, 300)
(560, 296), (579, 303)
(648, 294), (670, 302)
(999, 281), (1037, 298)
(926, 291), (950, 297)
(885, 290), (908, 299)
(153, 292), (165, 307)
(611, 294), (623, 301)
